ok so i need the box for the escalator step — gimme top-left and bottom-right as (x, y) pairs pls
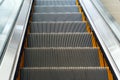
(20, 67), (108, 80)
(34, 6), (79, 13)
(24, 48), (100, 67)
(30, 21), (86, 33)
(32, 13), (82, 21)
(35, 1), (76, 5)
(27, 33), (92, 47)
(35, 0), (75, 1)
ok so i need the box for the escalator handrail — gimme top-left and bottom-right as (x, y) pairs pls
(79, 0), (120, 79)
(0, 0), (33, 80)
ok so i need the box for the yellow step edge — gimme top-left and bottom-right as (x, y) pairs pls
(107, 68), (113, 80)
(78, 6), (82, 13)
(98, 48), (105, 67)
(86, 22), (92, 33)
(81, 12), (86, 21)
(91, 32), (98, 47)
(76, 0), (79, 5)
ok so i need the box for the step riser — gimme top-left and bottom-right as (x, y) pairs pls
(32, 13), (82, 21)
(21, 68), (108, 80)
(28, 33), (92, 47)
(30, 22), (86, 33)
(35, 1), (76, 5)
(24, 48), (100, 67)
(34, 6), (79, 13)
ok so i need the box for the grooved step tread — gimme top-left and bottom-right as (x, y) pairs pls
(35, 0), (75, 1)
(35, 1), (76, 5)
(32, 13), (82, 21)
(20, 67), (108, 80)
(30, 21), (86, 33)
(34, 6), (79, 13)
(27, 33), (93, 47)
(24, 48), (100, 67)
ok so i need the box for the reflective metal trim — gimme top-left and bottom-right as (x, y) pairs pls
(0, 0), (4, 5)
(91, 0), (120, 44)
(0, 0), (33, 79)
(79, 0), (120, 79)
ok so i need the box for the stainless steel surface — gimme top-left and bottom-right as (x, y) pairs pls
(0, 0), (4, 5)
(0, 0), (33, 79)
(0, 0), (23, 58)
(79, 0), (120, 79)
(91, 0), (120, 47)
(100, 0), (120, 24)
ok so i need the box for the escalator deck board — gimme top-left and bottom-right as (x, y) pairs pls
(27, 33), (93, 47)
(24, 48), (100, 67)
(20, 67), (108, 80)
(32, 13), (82, 22)
(30, 21), (87, 33)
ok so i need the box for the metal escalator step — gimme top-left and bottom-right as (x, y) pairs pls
(20, 67), (108, 80)
(34, 6), (79, 13)
(35, 1), (76, 5)
(36, 0), (75, 1)
(24, 48), (100, 67)
(30, 21), (86, 33)
(27, 33), (92, 47)
(32, 13), (82, 21)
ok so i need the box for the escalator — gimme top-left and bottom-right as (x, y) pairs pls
(16, 0), (114, 80)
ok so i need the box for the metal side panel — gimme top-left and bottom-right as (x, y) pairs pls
(35, 1), (76, 5)
(32, 13), (82, 22)
(24, 48), (100, 67)
(20, 67), (108, 80)
(34, 6), (79, 13)
(0, 0), (33, 80)
(79, 0), (120, 79)
(91, 0), (120, 45)
(30, 22), (87, 33)
(27, 33), (93, 47)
